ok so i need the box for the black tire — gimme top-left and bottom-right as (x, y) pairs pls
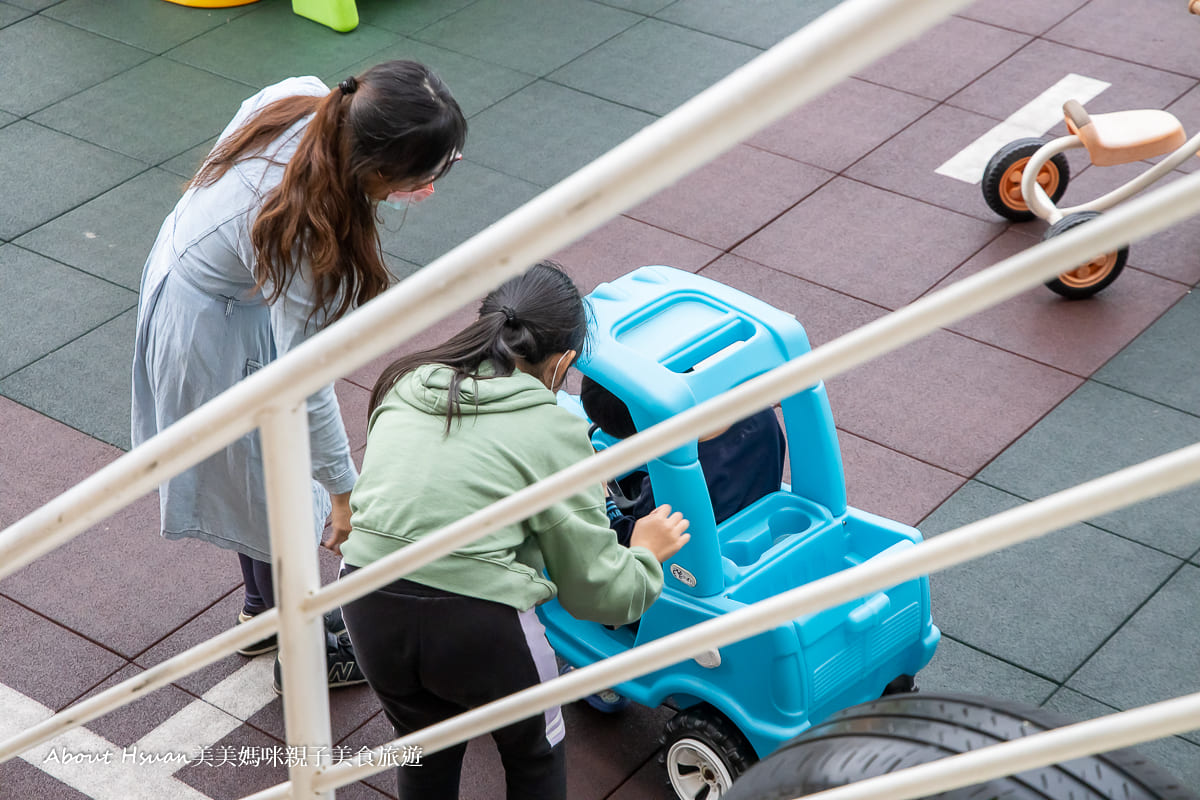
(661, 705), (758, 800)
(724, 693), (1196, 800)
(982, 138), (1070, 222)
(1043, 211), (1128, 299)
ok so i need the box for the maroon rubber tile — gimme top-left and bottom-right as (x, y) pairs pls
(337, 379), (371, 455)
(174, 723), (286, 800)
(926, 228), (1189, 376)
(74, 664), (194, 748)
(562, 701), (673, 800)
(0, 761), (90, 800)
(339, 699), (670, 800)
(855, 15), (1031, 102)
(847, 103), (1091, 222)
(0, 595), (126, 711)
(956, 0), (1088, 36)
(839, 431), (964, 527)
(1, 491), (238, 659)
(1045, 0), (1200, 79)
(1164, 84), (1200, 175)
(0, 398), (237, 658)
(345, 303), (478, 392)
(699, 254), (885, 346)
(135, 591), (253, 697)
(606, 758), (670, 799)
(747, 77), (935, 173)
(948, 39), (1196, 123)
(1052, 160), (1200, 286)
(625, 144), (833, 250)
(245, 683), (380, 750)
(347, 219), (720, 390)
(825, 328), (1082, 476)
(551, 214), (724, 293)
(338, 712), (505, 799)
(732, 177), (1002, 309)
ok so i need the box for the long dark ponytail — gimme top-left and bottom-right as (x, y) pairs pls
(369, 261), (589, 428)
(191, 60), (466, 327)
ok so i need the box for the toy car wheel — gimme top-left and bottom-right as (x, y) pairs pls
(982, 138), (1070, 222)
(661, 705), (756, 800)
(1043, 211), (1127, 299)
(723, 693), (1196, 800)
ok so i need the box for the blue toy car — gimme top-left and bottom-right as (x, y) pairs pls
(539, 266), (939, 800)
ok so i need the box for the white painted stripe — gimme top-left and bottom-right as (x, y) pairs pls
(0, 683), (211, 800)
(937, 73), (1111, 184)
(199, 656), (277, 720)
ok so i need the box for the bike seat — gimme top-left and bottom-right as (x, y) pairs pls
(1063, 99), (1186, 166)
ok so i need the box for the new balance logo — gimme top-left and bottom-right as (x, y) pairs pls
(329, 661), (360, 684)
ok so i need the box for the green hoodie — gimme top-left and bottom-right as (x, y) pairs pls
(342, 363), (664, 626)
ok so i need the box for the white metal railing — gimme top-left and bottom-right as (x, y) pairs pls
(3, 0), (1199, 797)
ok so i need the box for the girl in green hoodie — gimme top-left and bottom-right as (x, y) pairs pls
(341, 261), (689, 800)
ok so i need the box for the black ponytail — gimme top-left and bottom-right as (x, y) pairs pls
(368, 261), (589, 430)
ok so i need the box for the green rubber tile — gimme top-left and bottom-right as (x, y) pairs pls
(978, 381), (1200, 558)
(920, 480), (1179, 682)
(0, 109), (13, 130)
(0, 2), (30, 28)
(4, 0), (58, 10)
(327, 36), (533, 118)
(0, 308), (137, 449)
(656, 0), (841, 48)
(466, 80), (655, 187)
(15, 169), (184, 291)
(377, 158), (543, 266)
(1068, 566), (1200, 748)
(597, 0), (673, 12)
(413, 0), (640, 76)
(549, 18), (760, 116)
(160, 136), (216, 178)
(916, 636), (1055, 704)
(0, 16), (151, 117)
(0, 122), (146, 240)
(0, 245), (136, 379)
(1094, 292), (1200, 418)
(31, 57), (253, 165)
(354, 0), (478, 35)
(43, 0), (259, 54)
(165, 1), (396, 88)
(1044, 688), (1200, 789)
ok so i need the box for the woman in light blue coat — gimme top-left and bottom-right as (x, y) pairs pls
(131, 61), (466, 678)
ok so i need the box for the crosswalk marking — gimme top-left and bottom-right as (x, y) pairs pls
(937, 73), (1111, 184)
(0, 658), (278, 799)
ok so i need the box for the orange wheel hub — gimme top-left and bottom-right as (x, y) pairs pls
(1057, 252), (1117, 288)
(1000, 158), (1061, 213)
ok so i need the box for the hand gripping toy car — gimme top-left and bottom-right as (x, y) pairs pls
(538, 266), (940, 799)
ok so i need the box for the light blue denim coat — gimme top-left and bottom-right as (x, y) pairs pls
(131, 77), (356, 562)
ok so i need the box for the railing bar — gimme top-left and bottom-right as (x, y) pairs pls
(303, 163), (1200, 619)
(0, 0), (976, 581)
(297, 440), (1200, 792)
(0, 612), (278, 762)
(783, 692), (1200, 800)
(260, 404), (334, 799)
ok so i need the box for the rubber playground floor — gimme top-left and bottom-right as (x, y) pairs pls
(2, 0), (1200, 797)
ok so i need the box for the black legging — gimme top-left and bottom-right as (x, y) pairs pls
(238, 554), (274, 613)
(341, 567), (566, 800)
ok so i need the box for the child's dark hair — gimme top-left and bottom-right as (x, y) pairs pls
(579, 376), (639, 439)
(369, 261), (589, 429)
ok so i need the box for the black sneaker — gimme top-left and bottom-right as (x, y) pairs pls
(324, 607), (347, 637)
(272, 630), (367, 695)
(236, 609), (278, 657)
